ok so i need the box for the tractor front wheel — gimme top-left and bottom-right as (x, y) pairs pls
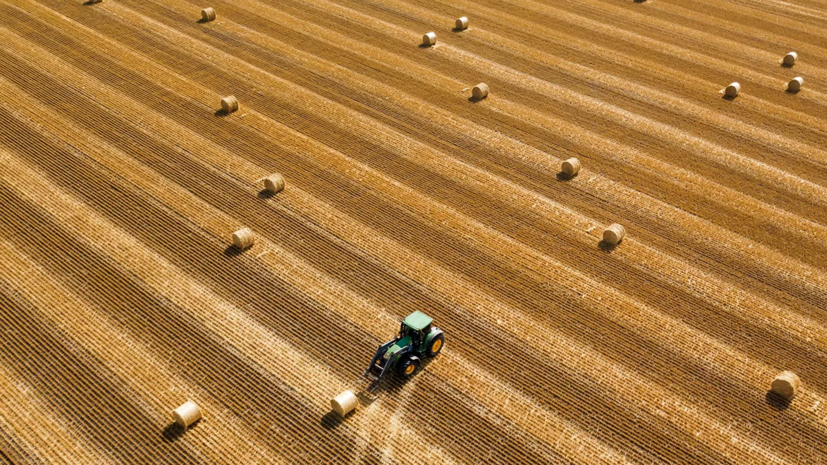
(397, 355), (421, 379)
(426, 333), (445, 357)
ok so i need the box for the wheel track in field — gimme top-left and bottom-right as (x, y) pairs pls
(0, 62), (824, 464)
(4, 0), (827, 458)
(19, 0), (827, 325)
(81, 0), (827, 303)
(0, 182), (391, 464)
(0, 100), (585, 464)
(12, 0), (827, 416)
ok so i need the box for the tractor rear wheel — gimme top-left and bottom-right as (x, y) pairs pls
(426, 333), (445, 357)
(397, 355), (421, 379)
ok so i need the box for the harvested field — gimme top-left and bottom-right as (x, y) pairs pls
(0, 0), (826, 462)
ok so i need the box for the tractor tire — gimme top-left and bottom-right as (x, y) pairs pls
(426, 333), (445, 357)
(397, 355), (421, 379)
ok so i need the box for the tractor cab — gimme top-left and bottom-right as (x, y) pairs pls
(364, 311), (445, 388)
(399, 311), (433, 351)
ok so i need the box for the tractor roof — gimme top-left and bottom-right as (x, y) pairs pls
(403, 311), (433, 331)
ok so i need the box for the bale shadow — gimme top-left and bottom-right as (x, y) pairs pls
(223, 245), (243, 257)
(320, 411), (347, 430)
(556, 172), (577, 181)
(418, 43), (434, 49)
(765, 391), (792, 411)
(162, 423), (185, 441)
(634, 0), (648, 3)
(214, 109), (231, 117)
(781, 63), (794, 69)
(82, 0), (102, 5)
(721, 94), (737, 101)
(452, 27), (466, 33)
(257, 189), (275, 199)
(785, 88), (801, 94)
(598, 240), (618, 253)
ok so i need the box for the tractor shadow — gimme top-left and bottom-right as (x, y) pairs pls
(765, 391), (792, 411)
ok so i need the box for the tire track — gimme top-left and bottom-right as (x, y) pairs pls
(0, 72), (734, 465)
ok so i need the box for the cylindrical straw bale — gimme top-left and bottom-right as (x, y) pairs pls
(263, 173), (285, 194)
(788, 77), (804, 92)
(561, 158), (581, 177)
(331, 390), (358, 417)
(422, 32), (437, 47)
(232, 228), (255, 250)
(456, 16), (469, 30)
(725, 82), (740, 98)
(172, 401), (202, 428)
(201, 7), (216, 22)
(771, 371), (800, 400)
(603, 224), (626, 245)
(472, 83), (489, 100)
(221, 95), (239, 114)
(782, 51), (797, 66)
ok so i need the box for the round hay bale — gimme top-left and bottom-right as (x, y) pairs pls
(422, 32), (437, 47)
(232, 228), (255, 250)
(331, 390), (358, 417)
(201, 7), (216, 22)
(472, 83), (489, 100)
(603, 224), (625, 245)
(456, 16), (469, 30)
(771, 371), (800, 400)
(788, 77), (804, 92)
(221, 95), (239, 114)
(172, 401), (202, 428)
(725, 82), (740, 98)
(782, 51), (797, 66)
(263, 173), (285, 194)
(561, 158), (581, 177)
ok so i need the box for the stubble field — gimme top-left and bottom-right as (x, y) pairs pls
(1, 0), (826, 463)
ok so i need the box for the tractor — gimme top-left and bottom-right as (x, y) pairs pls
(364, 311), (444, 388)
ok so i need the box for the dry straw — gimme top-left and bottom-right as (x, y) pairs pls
(472, 83), (489, 100)
(456, 16), (469, 30)
(771, 371), (800, 400)
(221, 95), (239, 114)
(201, 7), (216, 22)
(782, 51), (797, 66)
(331, 390), (358, 417)
(787, 77), (804, 92)
(422, 32), (437, 47)
(724, 82), (740, 98)
(232, 228), (255, 250)
(172, 401), (202, 428)
(263, 173), (285, 194)
(603, 224), (625, 245)
(561, 158), (581, 177)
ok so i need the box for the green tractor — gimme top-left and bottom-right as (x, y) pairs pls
(364, 311), (444, 388)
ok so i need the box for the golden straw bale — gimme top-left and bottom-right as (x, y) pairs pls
(331, 390), (358, 417)
(603, 224), (626, 246)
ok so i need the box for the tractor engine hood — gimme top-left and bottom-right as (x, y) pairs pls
(383, 336), (411, 359)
